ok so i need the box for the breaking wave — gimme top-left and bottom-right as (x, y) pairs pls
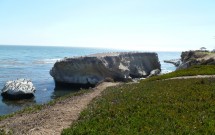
(0, 59), (25, 66)
(33, 58), (62, 64)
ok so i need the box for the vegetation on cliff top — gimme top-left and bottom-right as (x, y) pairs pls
(146, 65), (215, 81)
(62, 65), (215, 134)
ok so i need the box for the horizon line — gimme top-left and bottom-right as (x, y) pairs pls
(0, 44), (184, 52)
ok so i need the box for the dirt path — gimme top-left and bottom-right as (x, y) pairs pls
(0, 82), (119, 135)
(167, 75), (215, 80)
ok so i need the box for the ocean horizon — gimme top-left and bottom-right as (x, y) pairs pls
(0, 45), (181, 116)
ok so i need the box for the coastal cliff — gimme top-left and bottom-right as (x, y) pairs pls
(177, 51), (215, 69)
(50, 52), (161, 87)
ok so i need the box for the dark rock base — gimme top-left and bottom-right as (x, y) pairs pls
(1, 93), (34, 100)
(54, 81), (96, 89)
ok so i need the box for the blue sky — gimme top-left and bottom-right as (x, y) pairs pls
(0, 0), (214, 51)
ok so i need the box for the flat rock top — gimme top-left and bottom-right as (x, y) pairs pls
(87, 52), (154, 58)
(182, 51), (215, 61)
(87, 52), (121, 57)
(62, 52), (157, 61)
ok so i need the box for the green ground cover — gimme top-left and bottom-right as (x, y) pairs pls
(62, 66), (215, 134)
(146, 65), (215, 81)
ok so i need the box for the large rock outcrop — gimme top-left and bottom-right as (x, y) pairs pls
(177, 51), (215, 70)
(1, 79), (36, 100)
(50, 52), (161, 87)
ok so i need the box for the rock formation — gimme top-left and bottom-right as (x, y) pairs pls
(50, 52), (161, 87)
(1, 79), (36, 100)
(164, 59), (181, 67)
(148, 69), (161, 78)
(177, 51), (215, 70)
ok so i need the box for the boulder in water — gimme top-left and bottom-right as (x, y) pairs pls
(1, 79), (36, 100)
(50, 52), (161, 87)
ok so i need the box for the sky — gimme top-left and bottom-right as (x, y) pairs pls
(0, 0), (215, 51)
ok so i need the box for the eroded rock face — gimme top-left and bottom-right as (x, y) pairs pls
(177, 51), (215, 70)
(50, 52), (161, 87)
(1, 79), (36, 100)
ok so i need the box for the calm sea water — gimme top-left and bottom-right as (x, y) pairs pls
(0, 45), (180, 115)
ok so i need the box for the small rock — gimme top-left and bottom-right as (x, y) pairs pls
(1, 79), (36, 100)
(148, 69), (161, 77)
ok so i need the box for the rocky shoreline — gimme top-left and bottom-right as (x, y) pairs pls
(0, 82), (120, 134)
(164, 50), (215, 70)
(1, 50), (215, 134)
(2, 50), (215, 100)
(177, 50), (215, 69)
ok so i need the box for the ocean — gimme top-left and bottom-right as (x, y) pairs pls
(0, 45), (181, 116)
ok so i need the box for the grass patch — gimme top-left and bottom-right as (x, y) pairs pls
(62, 78), (215, 134)
(0, 89), (89, 121)
(0, 129), (12, 135)
(146, 65), (215, 81)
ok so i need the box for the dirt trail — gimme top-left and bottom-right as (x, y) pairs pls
(0, 82), (119, 135)
(166, 75), (215, 80)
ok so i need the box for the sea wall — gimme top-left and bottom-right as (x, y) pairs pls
(50, 52), (161, 87)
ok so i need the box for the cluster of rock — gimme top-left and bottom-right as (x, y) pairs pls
(50, 52), (161, 87)
(1, 79), (36, 100)
(177, 51), (215, 69)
